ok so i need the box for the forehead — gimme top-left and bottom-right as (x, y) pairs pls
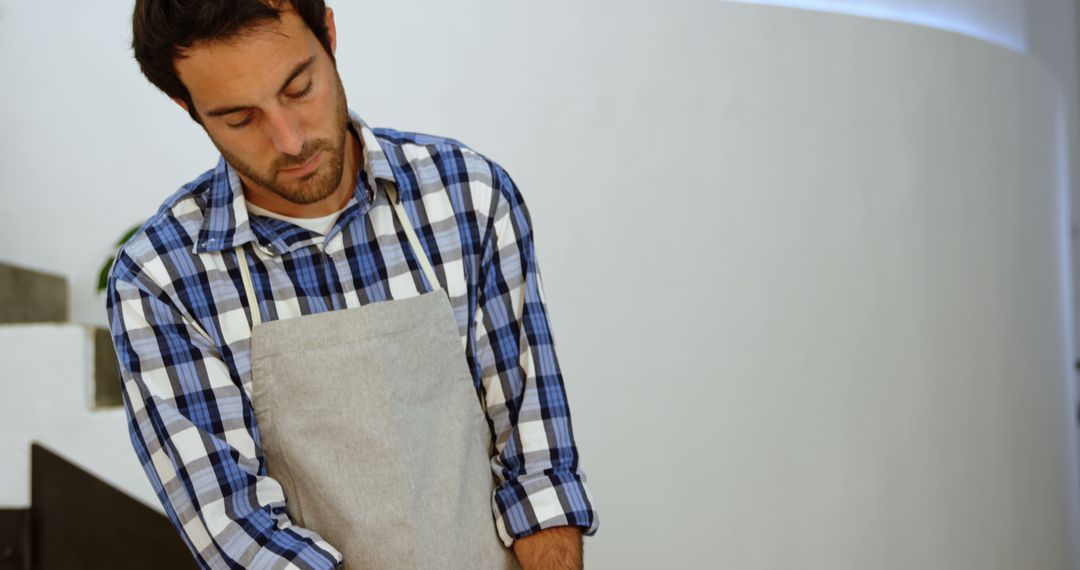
(175, 10), (317, 105)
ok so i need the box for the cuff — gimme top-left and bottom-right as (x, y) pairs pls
(491, 469), (599, 548)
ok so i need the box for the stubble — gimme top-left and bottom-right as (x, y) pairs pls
(212, 71), (350, 206)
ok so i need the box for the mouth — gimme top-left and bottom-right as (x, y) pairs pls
(279, 151), (323, 177)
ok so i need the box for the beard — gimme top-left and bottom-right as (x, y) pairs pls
(213, 71), (350, 205)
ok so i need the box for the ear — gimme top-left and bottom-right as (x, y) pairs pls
(171, 97), (189, 113)
(325, 7), (337, 55)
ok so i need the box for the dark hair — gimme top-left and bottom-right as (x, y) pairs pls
(132, 0), (333, 122)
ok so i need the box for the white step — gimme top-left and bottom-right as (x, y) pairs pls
(0, 324), (162, 513)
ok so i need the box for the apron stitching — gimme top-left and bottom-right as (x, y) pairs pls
(248, 355), (309, 528)
(247, 310), (440, 357)
(265, 394), (308, 528)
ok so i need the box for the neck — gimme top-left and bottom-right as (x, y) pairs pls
(243, 127), (362, 218)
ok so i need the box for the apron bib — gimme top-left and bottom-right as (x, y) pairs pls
(236, 180), (520, 569)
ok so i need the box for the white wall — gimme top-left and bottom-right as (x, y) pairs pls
(1, 0), (1077, 568)
(0, 325), (159, 510)
(1023, 2), (1080, 569)
(723, 0), (1028, 50)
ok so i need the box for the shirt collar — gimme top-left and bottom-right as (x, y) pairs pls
(192, 110), (401, 255)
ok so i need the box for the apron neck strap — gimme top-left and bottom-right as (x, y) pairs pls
(236, 246), (262, 328)
(233, 179), (444, 329)
(380, 180), (443, 293)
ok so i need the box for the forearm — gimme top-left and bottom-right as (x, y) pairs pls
(511, 526), (584, 570)
(108, 274), (343, 570)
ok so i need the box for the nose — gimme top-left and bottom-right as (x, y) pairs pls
(263, 107), (305, 157)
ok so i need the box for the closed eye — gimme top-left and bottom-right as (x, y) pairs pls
(288, 81), (314, 100)
(222, 78), (313, 129)
(227, 115), (254, 130)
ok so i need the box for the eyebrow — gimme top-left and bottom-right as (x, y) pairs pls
(204, 54), (318, 118)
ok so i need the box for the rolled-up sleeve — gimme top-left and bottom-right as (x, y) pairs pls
(106, 250), (343, 570)
(472, 161), (600, 547)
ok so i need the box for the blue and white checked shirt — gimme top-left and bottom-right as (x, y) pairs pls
(105, 111), (598, 569)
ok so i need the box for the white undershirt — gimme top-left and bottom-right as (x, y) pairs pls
(246, 201), (350, 236)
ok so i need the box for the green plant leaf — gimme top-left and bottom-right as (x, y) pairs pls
(97, 222), (145, 294)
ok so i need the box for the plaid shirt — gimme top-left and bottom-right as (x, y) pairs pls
(105, 111), (598, 569)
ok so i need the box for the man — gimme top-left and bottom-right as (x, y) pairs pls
(106, 1), (598, 568)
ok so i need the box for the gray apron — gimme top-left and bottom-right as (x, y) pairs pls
(235, 180), (520, 569)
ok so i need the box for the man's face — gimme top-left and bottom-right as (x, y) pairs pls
(174, 9), (348, 205)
